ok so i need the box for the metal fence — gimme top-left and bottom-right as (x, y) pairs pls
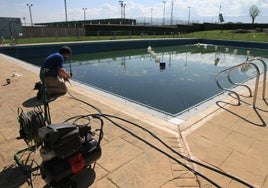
(135, 17), (198, 26)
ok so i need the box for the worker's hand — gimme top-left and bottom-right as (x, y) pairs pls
(58, 67), (71, 79)
(63, 77), (69, 81)
(63, 77), (71, 85)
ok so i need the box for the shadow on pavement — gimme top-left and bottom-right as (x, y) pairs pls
(22, 97), (41, 107)
(70, 167), (96, 188)
(0, 164), (29, 187)
(22, 96), (60, 108)
(42, 167), (97, 188)
(216, 100), (266, 127)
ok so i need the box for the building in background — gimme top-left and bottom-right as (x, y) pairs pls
(0, 17), (22, 39)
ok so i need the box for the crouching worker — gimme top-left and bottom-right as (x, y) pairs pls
(37, 46), (72, 99)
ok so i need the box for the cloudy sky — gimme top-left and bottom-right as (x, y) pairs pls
(0, 0), (267, 25)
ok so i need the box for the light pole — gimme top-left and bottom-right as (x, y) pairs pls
(151, 8), (153, 25)
(170, 1), (174, 25)
(162, 1), (166, 25)
(188, 6), (191, 24)
(26, 3), (33, 26)
(123, 3), (126, 18)
(119, 1), (126, 19)
(119, 1), (123, 19)
(64, 0), (68, 22)
(22, 17), (26, 26)
(218, 5), (221, 23)
(82, 8), (87, 21)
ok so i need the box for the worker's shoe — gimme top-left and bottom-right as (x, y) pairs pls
(33, 81), (42, 90)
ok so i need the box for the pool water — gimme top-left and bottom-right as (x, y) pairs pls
(22, 44), (268, 116)
(65, 44), (267, 115)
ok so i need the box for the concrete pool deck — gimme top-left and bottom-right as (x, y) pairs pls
(0, 53), (267, 187)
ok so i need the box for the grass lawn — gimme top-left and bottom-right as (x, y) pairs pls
(3, 30), (268, 45)
(189, 30), (268, 42)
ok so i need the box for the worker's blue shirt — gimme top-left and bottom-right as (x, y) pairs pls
(40, 52), (64, 78)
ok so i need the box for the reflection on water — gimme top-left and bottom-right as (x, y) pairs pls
(22, 44), (268, 115)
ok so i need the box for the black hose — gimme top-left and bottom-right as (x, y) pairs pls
(102, 114), (254, 188)
(66, 89), (254, 188)
(17, 107), (46, 144)
(67, 89), (102, 115)
(102, 114), (220, 187)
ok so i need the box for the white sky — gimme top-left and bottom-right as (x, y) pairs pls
(0, 0), (267, 24)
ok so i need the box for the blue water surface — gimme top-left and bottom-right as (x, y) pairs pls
(67, 44), (267, 115)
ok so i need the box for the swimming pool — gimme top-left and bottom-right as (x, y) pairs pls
(64, 44), (267, 116)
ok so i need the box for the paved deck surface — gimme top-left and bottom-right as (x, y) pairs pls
(0, 53), (267, 188)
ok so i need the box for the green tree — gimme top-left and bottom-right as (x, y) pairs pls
(218, 13), (224, 33)
(249, 5), (260, 24)
(219, 13), (224, 24)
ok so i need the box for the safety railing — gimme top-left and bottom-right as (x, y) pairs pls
(250, 58), (267, 99)
(216, 58), (266, 108)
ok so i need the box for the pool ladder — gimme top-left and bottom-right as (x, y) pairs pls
(216, 58), (267, 108)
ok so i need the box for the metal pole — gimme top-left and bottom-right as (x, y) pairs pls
(23, 17), (26, 26)
(151, 8), (153, 25)
(188, 6), (191, 24)
(64, 0), (68, 22)
(27, 4), (33, 26)
(83, 8), (87, 21)
(123, 3), (126, 18)
(171, 1), (174, 25)
(162, 1), (166, 25)
(119, 1), (123, 19)
(218, 5), (221, 23)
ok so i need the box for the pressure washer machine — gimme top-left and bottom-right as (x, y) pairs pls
(14, 70), (103, 187)
(38, 122), (102, 186)
(16, 112), (103, 187)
